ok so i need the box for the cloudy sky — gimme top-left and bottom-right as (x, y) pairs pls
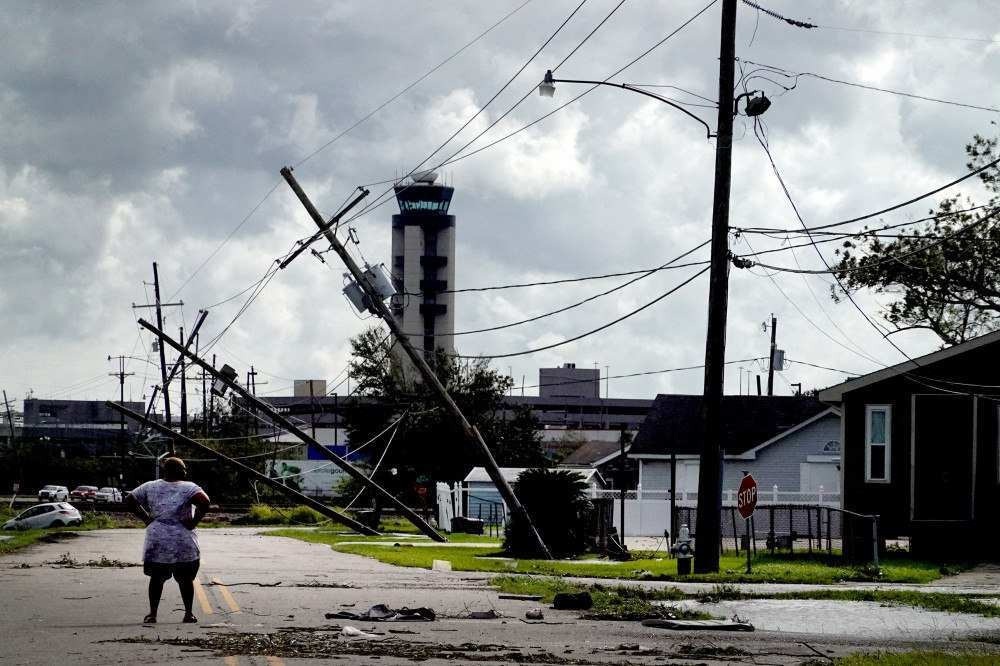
(1, 0), (998, 412)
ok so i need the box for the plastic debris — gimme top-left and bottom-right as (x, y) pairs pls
(466, 609), (501, 619)
(432, 559), (453, 572)
(525, 608), (544, 620)
(340, 626), (381, 639)
(326, 604), (435, 622)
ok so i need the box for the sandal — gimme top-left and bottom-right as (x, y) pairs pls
(143, 614), (157, 624)
(182, 613), (198, 623)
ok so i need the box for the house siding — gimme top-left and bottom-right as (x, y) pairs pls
(835, 341), (1000, 556)
(638, 413), (841, 498)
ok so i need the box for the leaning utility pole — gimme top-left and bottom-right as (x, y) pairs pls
(106, 401), (379, 535)
(694, 0), (737, 574)
(135, 318), (446, 543)
(766, 314), (777, 396)
(2, 390), (15, 440)
(280, 167), (551, 558)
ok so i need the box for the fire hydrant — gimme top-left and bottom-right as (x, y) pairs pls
(671, 523), (695, 575)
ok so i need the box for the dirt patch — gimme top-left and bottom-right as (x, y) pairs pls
(39, 532), (81, 544)
(113, 631), (609, 664)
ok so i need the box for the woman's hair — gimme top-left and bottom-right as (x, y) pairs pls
(161, 457), (187, 480)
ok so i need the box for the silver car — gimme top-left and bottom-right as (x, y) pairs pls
(37, 485), (69, 502)
(3, 503), (82, 530)
(95, 487), (122, 503)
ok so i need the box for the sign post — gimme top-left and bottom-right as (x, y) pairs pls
(737, 473), (758, 574)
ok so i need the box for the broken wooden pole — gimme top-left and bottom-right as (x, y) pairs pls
(105, 400), (379, 536)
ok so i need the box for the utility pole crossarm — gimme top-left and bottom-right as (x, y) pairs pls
(279, 166), (552, 559)
(134, 318), (447, 543)
(278, 188), (370, 270)
(105, 401), (379, 536)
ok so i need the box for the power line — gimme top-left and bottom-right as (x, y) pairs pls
(739, 59), (1000, 113)
(519, 357), (766, 390)
(740, 0), (817, 29)
(402, 241), (711, 337)
(451, 265), (710, 359)
(293, 0), (536, 168)
(348, 0), (719, 219)
(816, 24), (1000, 45)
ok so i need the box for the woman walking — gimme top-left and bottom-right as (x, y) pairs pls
(126, 457), (211, 624)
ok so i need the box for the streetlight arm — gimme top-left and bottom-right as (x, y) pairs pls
(549, 76), (715, 139)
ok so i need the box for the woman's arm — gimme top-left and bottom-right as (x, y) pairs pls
(182, 491), (211, 530)
(124, 493), (152, 526)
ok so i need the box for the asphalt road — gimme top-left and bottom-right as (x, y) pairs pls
(2, 528), (998, 665)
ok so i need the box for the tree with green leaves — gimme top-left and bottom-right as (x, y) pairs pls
(832, 130), (1000, 345)
(504, 468), (592, 557)
(342, 326), (546, 485)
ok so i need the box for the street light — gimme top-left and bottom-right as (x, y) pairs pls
(536, 0), (762, 573)
(538, 69), (716, 139)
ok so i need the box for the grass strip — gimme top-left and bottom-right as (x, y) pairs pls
(698, 584), (1000, 618)
(832, 651), (1000, 665)
(269, 529), (948, 584)
(489, 574), (706, 621)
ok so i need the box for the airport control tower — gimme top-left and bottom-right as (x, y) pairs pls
(390, 170), (456, 378)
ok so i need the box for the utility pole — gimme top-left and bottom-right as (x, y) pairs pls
(694, 0), (737, 574)
(280, 167), (552, 558)
(132, 262), (183, 453)
(767, 314), (778, 396)
(198, 334), (207, 435)
(308, 379), (316, 440)
(248, 366), (259, 437)
(2, 390), (15, 441)
(179, 327), (188, 435)
(108, 355), (135, 484)
(209, 354), (216, 433)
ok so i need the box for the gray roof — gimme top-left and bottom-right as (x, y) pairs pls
(818, 328), (1000, 402)
(631, 395), (828, 457)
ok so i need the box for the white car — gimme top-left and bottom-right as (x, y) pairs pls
(37, 485), (69, 502)
(95, 487), (123, 503)
(3, 503), (82, 530)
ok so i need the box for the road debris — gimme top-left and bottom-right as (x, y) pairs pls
(340, 626), (382, 639)
(499, 594), (543, 601)
(205, 581), (281, 587)
(466, 609), (502, 619)
(525, 608), (544, 620)
(553, 592), (593, 610)
(326, 604), (435, 622)
(432, 559), (452, 571)
(641, 618), (755, 631)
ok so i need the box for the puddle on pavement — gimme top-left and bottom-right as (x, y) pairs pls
(675, 599), (1000, 638)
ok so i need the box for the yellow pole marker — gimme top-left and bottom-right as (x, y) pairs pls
(211, 578), (242, 614)
(193, 576), (214, 616)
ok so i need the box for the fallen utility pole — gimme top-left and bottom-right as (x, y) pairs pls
(280, 166), (551, 558)
(135, 318), (446, 543)
(105, 401), (378, 536)
(2, 390), (15, 440)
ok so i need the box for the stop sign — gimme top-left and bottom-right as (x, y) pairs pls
(737, 474), (758, 520)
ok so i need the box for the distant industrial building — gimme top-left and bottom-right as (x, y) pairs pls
(389, 170), (456, 378)
(539, 363), (600, 399)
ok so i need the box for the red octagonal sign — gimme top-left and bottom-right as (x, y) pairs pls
(737, 474), (758, 520)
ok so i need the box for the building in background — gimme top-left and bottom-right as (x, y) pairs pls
(389, 170), (456, 379)
(293, 379), (327, 398)
(539, 363), (600, 399)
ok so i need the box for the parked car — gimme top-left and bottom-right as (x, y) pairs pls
(70, 485), (99, 501)
(2, 503), (82, 530)
(94, 487), (122, 503)
(37, 485), (69, 502)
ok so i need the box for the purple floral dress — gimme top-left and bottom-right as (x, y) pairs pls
(130, 480), (205, 564)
